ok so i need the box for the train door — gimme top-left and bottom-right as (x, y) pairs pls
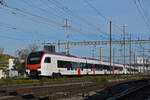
(43, 57), (52, 76)
(77, 63), (81, 75)
(92, 64), (95, 75)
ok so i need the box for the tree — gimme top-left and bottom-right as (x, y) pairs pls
(16, 43), (39, 61)
(0, 0), (4, 5)
(0, 57), (8, 72)
(15, 43), (39, 73)
(13, 59), (26, 73)
(0, 47), (4, 54)
(28, 43), (39, 52)
(0, 53), (9, 73)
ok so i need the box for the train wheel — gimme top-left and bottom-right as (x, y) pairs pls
(52, 73), (60, 79)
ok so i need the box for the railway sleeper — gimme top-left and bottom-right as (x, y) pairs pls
(106, 83), (150, 100)
(52, 73), (61, 79)
(22, 94), (35, 100)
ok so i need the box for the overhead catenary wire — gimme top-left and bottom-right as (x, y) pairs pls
(2, 2), (63, 27)
(20, 0), (107, 39)
(39, 0), (110, 40)
(39, 0), (90, 32)
(21, 0), (65, 22)
(0, 34), (29, 41)
(1, 0), (107, 40)
(83, 0), (123, 33)
(0, 0), (145, 42)
(132, 0), (150, 31)
(138, 0), (150, 28)
(84, 0), (142, 41)
(21, 0), (104, 38)
(0, 3), (70, 40)
(47, 0), (108, 35)
(0, 21), (57, 39)
(83, 0), (128, 42)
(47, 0), (110, 40)
(0, 5), (61, 30)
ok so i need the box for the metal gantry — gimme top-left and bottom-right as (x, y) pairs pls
(43, 39), (150, 46)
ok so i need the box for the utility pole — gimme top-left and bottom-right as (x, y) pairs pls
(92, 45), (96, 59)
(63, 18), (70, 55)
(120, 38), (123, 64)
(113, 48), (115, 74)
(142, 47), (145, 73)
(122, 24), (128, 73)
(57, 40), (60, 53)
(140, 44), (145, 73)
(133, 52), (137, 72)
(100, 47), (103, 61)
(110, 21), (112, 74)
(129, 33), (132, 74)
(113, 48), (115, 64)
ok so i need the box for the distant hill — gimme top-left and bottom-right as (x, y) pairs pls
(0, 54), (15, 59)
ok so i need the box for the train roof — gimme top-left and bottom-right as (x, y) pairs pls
(31, 51), (78, 58)
(31, 51), (125, 66)
(31, 51), (102, 61)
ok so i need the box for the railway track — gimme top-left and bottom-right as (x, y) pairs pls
(116, 81), (150, 100)
(85, 79), (150, 100)
(0, 81), (102, 100)
(107, 81), (150, 100)
(0, 77), (149, 100)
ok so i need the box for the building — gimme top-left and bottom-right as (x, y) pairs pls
(0, 70), (5, 79)
(8, 59), (15, 70)
(137, 57), (150, 73)
(0, 54), (18, 78)
(8, 58), (18, 77)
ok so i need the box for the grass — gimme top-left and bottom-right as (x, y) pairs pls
(0, 74), (149, 86)
(0, 77), (39, 86)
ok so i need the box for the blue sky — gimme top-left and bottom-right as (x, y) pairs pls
(0, 0), (149, 62)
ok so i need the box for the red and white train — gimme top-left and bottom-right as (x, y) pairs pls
(26, 51), (138, 78)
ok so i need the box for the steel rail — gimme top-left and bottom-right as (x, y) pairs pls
(106, 83), (150, 100)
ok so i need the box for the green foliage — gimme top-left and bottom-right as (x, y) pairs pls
(0, 78), (39, 86)
(0, 74), (149, 86)
(0, 54), (8, 72)
(13, 59), (26, 73)
(0, 47), (4, 54)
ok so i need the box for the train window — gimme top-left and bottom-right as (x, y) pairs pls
(103, 65), (111, 70)
(27, 52), (43, 65)
(87, 63), (92, 69)
(83, 63), (87, 68)
(66, 61), (72, 70)
(103, 65), (107, 70)
(72, 62), (77, 70)
(80, 63), (84, 71)
(114, 67), (117, 70)
(44, 57), (51, 63)
(70, 62), (73, 70)
(95, 64), (102, 71)
(120, 67), (123, 71)
(57, 61), (61, 68)
(57, 60), (73, 70)
(58, 60), (66, 68)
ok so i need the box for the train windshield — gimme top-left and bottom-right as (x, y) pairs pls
(27, 52), (43, 65)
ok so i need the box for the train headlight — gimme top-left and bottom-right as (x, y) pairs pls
(26, 69), (30, 74)
(37, 67), (41, 71)
(37, 67), (41, 74)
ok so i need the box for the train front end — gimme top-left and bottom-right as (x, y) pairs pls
(26, 51), (43, 78)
